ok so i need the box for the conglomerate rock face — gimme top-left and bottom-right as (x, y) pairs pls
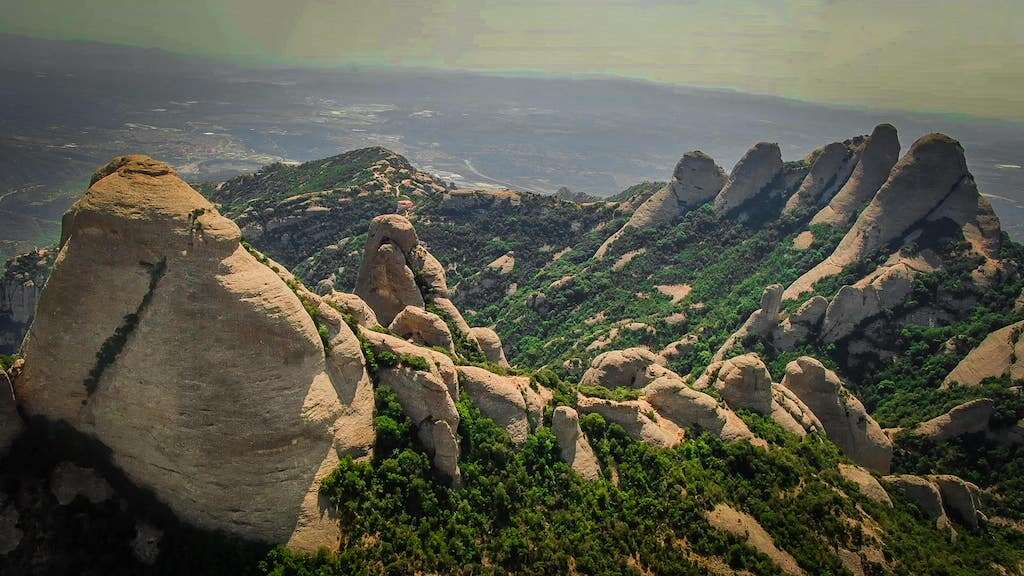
(13, 155), (376, 548)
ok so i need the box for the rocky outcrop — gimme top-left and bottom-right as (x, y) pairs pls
(552, 406), (602, 480)
(323, 291), (380, 328)
(576, 395), (683, 448)
(706, 353), (774, 415)
(457, 366), (547, 444)
(882, 475), (952, 532)
(771, 295), (827, 351)
(913, 398), (995, 441)
(704, 504), (807, 576)
(14, 155), (376, 548)
(580, 348), (670, 389)
(0, 249), (52, 354)
(354, 217), (426, 325)
(659, 334), (698, 361)
(942, 321), (1024, 388)
(771, 383), (823, 437)
(839, 464), (892, 507)
(470, 327), (510, 368)
(819, 250), (941, 343)
(389, 306), (455, 353)
(644, 374), (759, 444)
(811, 124), (900, 227)
(596, 151), (726, 258)
(713, 143), (783, 215)
(781, 357), (892, 473)
(930, 475), (984, 530)
(711, 285), (782, 363)
(784, 133), (1001, 301)
(782, 141), (858, 216)
(1, 369), (22, 457)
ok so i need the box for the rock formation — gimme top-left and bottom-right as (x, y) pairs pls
(781, 357), (892, 472)
(811, 124), (900, 227)
(838, 464), (892, 506)
(354, 215), (427, 325)
(552, 406), (602, 480)
(596, 151), (726, 258)
(580, 347), (670, 389)
(470, 327), (510, 368)
(323, 291), (380, 328)
(644, 373), (759, 444)
(782, 141), (858, 216)
(14, 155), (376, 547)
(882, 475), (953, 532)
(0, 249), (52, 354)
(713, 142), (783, 215)
(942, 320), (1024, 388)
(785, 133), (1003, 301)
(576, 395), (683, 448)
(913, 398), (995, 441)
(706, 353), (774, 415)
(389, 306), (455, 353)
(457, 366), (548, 444)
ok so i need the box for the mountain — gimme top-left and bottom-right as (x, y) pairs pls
(2, 128), (1024, 575)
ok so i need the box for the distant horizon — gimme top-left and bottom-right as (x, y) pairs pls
(4, 0), (1023, 122)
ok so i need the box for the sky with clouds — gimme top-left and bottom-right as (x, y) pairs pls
(4, 0), (1023, 120)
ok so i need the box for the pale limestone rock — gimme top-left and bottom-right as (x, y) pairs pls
(771, 383), (822, 437)
(15, 155), (375, 548)
(457, 366), (542, 445)
(785, 133), (998, 301)
(812, 124), (900, 227)
(883, 475), (953, 533)
(355, 243), (424, 326)
(659, 334), (698, 361)
(470, 327), (510, 368)
(487, 252), (515, 274)
(710, 285), (782, 363)
(552, 406), (602, 481)
(323, 291), (380, 328)
(782, 357), (892, 473)
(771, 296), (828, 351)
(596, 151), (726, 258)
(929, 474), (983, 530)
(389, 305), (455, 353)
(50, 462), (114, 505)
(644, 374), (759, 444)
(407, 244), (449, 298)
(839, 463), (892, 507)
(914, 399), (995, 441)
(942, 321), (1024, 388)
(783, 141), (857, 216)
(432, 297), (479, 349)
(713, 142), (783, 214)
(711, 353), (774, 415)
(576, 395), (683, 448)
(580, 348), (670, 389)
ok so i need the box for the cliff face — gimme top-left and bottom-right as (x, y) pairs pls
(0, 249), (52, 354)
(14, 156), (375, 547)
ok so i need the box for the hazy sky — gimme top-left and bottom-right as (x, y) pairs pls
(4, 0), (1023, 120)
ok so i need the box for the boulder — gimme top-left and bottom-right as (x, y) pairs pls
(713, 142), (783, 214)
(552, 406), (602, 481)
(389, 306), (455, 353)
(913, 399), (995, 441)
(710, 353), (774, 415)
(659, 334), (698, 361)
(323, 291), (380, 328)
(580, 347), (670, 389)
(576, 395), (683, 448)
(354, 242), (424, 326)
(457, 366), (544, 445)
(14, 155), (376, 547)
(50, 462), (114, 505)
(470, 327), (510, 368)
(782, 357), (892, 473)
(942, 321), (1024, 388)
(929, 474), (983, 530)
(882, 475), (952, 532)
(812, 124), (900, 227)
(595, 151), (726, 259)
(839, 463), (892, 507)
(750, 284), (783, 336)
(783, 141), (856, 216)
(644, 374), (759, 444)
(1, 370), (22, 457)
